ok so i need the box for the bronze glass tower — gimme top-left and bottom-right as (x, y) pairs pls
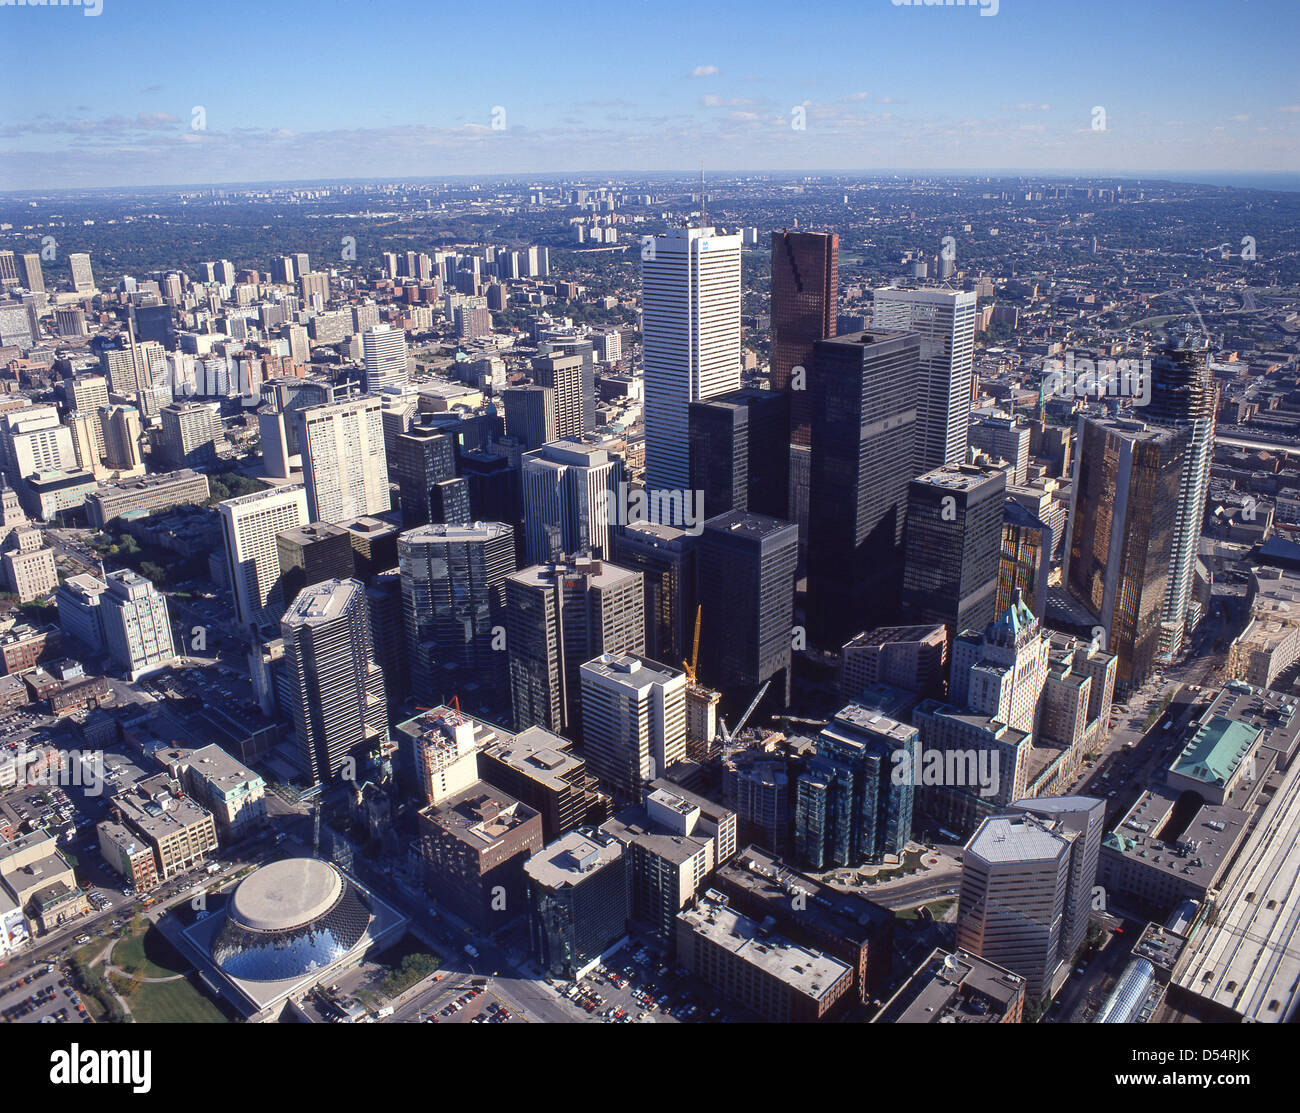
(770, 230), (838, 446)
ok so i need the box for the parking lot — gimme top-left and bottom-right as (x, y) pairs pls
(0, 964), (93, 1025)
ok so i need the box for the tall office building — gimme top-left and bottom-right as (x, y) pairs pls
(275, 522), (355, 608)
(100, 570), (177, 680)
(871, 287), (977, 471)
(770, 230), (839, 446)
(969, 412), (1031, 485)
(399, 521), (517, 708)
(533, 355), (586, 439)
(520, 436), (623, 564)
(390, 417), (459, 527)
(296, 395), (390, 523)
(506, 555), (644, 737)
(1008, 795), (1107, 963)
(688, 388), (790, 521)
(360, 324), (409, 394)
(948, 590), (1051, 733)
(1064, 417), (1187, 689)
(697, 510), (797, 711)
(0, 251), (16, 288)
(956, 811), (1075, 999)
(281, 578), (388, 785)
(806, 330), (921, 646)
(1146, 343), (1216, 660)
(580, 653), (688, 802)
(611, 521), (698, 667)
(503, 385), (557, 452)
(219, 485), (309, 633)
(17, 253), (44, 293)
(794, 703), (919, 869)
(68, 253), (95, 294)
(901, 461), (1007, 639)
(641, 226), (742, 493)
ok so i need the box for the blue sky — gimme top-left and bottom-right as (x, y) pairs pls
(1, 0), (1297, 189)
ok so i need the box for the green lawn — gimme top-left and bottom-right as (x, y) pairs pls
(114, 924), (190, 980)
(126, 977), (232, 1024)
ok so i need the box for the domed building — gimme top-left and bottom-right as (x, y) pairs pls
(213, 858), (372, 982)
(181, 856), (407, 1020)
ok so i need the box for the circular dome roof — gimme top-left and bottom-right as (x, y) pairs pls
(229, 858), (342, 932)
(212, 859), (371, 983)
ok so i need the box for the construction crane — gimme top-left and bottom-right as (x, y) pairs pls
(719, 680), (771, 762)
(682, 604), (703, 684)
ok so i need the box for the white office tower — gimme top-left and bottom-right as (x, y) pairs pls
(219, 484), (309, 633)
(580, 653), (688, 801)
(955, 812), (1073, 999)
(296, 395), (390, 523)
(641, 226), (742, 493)
(521, 436), (623, 564)
(872, 287), (977, 471)
(361, 323), (409, 394)
(282, 578), (388, 786)
(101, 569), (177, 680)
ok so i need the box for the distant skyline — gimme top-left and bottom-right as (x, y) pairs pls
(3, 0), (1298, 191)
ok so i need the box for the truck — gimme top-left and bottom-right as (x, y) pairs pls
(206, 863), (221, 875)
(463, 944), (479, 958)
(376, 1005), (395, 1019)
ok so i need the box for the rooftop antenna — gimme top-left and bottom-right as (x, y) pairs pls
(700, 162), (706, 227)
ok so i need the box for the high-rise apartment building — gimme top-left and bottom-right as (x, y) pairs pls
(506, 555), (644, 737)
(360, 324), (409, 394)
(100, 406), (144, 474)
(100, 570), (176, 680)
(901, 461), (1007, 639)
(641, 226), (742, 493)
(281, 578), (388, 785)
(794, 703), (919, 869)
(806, 330), (921, 646)
(159, 402), (221, 469)
(1064, 417), (1187, 689)
(533, 355), (586, 440)
(296, 396), (390, 523)
(219, 485), (309, 633)
(580, 653), (688, 802)
(1147, 343), (1216, 660)
(871, 287), (977, 471)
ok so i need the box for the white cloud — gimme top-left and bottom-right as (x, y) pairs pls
(689, 65), (720, 78)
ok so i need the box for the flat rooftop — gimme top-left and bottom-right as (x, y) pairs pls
(524, 829), (623, 890)
(874, 948), (1025, 1024)
(678, 893), (852, 1002)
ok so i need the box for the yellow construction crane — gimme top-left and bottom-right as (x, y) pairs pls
(683, 604), (702, 683)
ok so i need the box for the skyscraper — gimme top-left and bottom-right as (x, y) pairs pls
(794, 703), (919, 869)
(611, 521), (699, 667)
(1064, 417), (1187, 689)
(901, 461), (1007, 639)
(806, 330), (921, 647)
(520, 436), (624, 564)
(68, 253), (95, 294)
(503, 385), (557, 452)
(770, 229), (839, 446)
(688, 388), (790, 521)
(360, 324), (409, 394)
(1146, 343), (1216, 660)
(282, 578), (388, 785)
(506, 555), (644, 737)
(533, 355), (586, 439)
(399, 521), (517, 709)
(100, 570), (177, 681)
(580, 653), (688, 802)
(390, 417), (458, 527)
(275, 522), (355, 608)
(641, 226), (742, 493)
(296, 395), (390, 523)
(219, 485), (309, 633)
(100, 406), (144, 474)
(871, 287), (977, 471)
(997, 498), (1052, 620)
(697, 510), (798, 710)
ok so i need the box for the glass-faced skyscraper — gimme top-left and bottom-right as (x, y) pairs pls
(871, 287), (977, 472)
(1064, 416), (1188, 690)
(771, 230), (839, 447)
(1146, 342), (1216, 661)
(641, 226), (742, 494)
(806, 329), (921, 648)
(688, 387), (790, 521)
